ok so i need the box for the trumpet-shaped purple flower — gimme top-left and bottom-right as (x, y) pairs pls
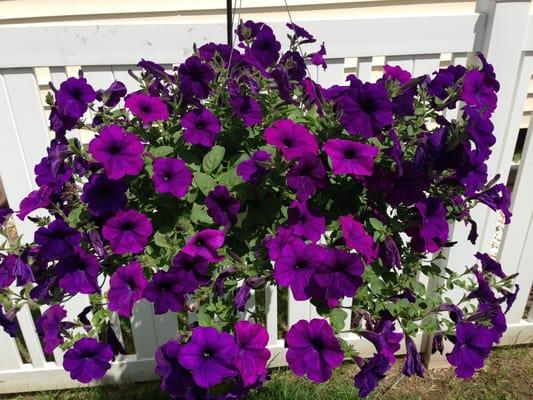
(353, 354), (391, 398)
(108, 261), (148, 317)
(427, 65), (466, 101)
(56, 249), (100, 295)
(155, 339), (195, 398)
(0, 304), (19, 337)
(471, 183), (512, 224)
(379, 236), (402, 269)
(286, 319), (344, 383)
(0, 207), (12, 225)
(313, 247), (365, 300)
(237, 150), (271, 183)
(102, 209), (153, 255)
(264, 119), (318, 160)
(181, 108), (221, 148)
(0, 254), (15, 289)
(179, 326), (239, 389)
(286, 22), (316, 44)
(88, 125), (144, 180)
(339, 215), (377, 263)
(143, 270), (186, 314)
(178, 56), (214, 100)
(171, 252), (211, 293)
(461, 70), (497, 116)
(230, 94), (263, 127)
(273, 238), (324, 300)
(250, 26), (281, 67)
(402, 336), (425, 377)
(286, 154), (327, 200)
(34, 219), (81, 261)
(323, 139), (378, 176)
(234, 321), (271, 386)
(385, 162), (432, 206)
(152, 157), (192, 199)
(183, 229), (225, 262)
(63, 337), (113, 383)
(475, 252), (505, 279)
(287, 200), (326, 243)
(338, 79), (393, 138)
(205, 185), (240, 228)
(446, 321), (494, 379)
(408, 197), (449, 253)
(55, 77), (96, 119)
(360, 320), (403, 364)
(125, 93), (169, 124)
(310, 43), (327, 70)
(265, 226), (298, 261)
(81, 173), (127, 216)
(96, 80), (127, 107)
(36, 305), (66, 354)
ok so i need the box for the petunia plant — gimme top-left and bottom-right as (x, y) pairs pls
(0, 20), (518, 398)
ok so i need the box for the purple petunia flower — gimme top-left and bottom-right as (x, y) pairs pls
(338, 78), (393, 138)
(279, 51), (307, 82)
(402, 336), (425, 377)
(178, 56), (214, 100)
(205, 185), (240, 228)
(474, 252), (505, 279)
(0, 304), (20, 337)
(88, 125), (144, 180)
(63, 337), (113, 383)
(125, 93), (169, 125)
(143, 270), (186, 314)
(461, 70), (497, 116)
(171, 252), (211, 293)
(17, 186), (53, 220)
(385, 162), (432, 206)
(339, 215), (377, 264)
(446, 321), (494, 379)
(265, 226), (298, 262)
(286, 22), (316, 44)
(34, 219), (81, 261)
(379, 236), (402, 270)
(182, 229), (225, 262)
(56, 249), (100, 295)
(55, 76), (96, 119)
(234, 282), (252, 312)
(36, 305), (67, 354)
(264, 119), (318, 161)
(102, 209), (153, 255)
(286, 154), (327, 200)
(96, 80), (127, 107)
(250, 26), (281, 67)
(468, 268), (497, 304)
(0, 207), (13, 225)
(234, 321), (271, 387)
(383, 65), (412, 84)
(360, 320), (403, 364)
(181, 107), (221, 148)
(407, 197), (449, 253)
(427, 65), (466, 101)
(273, 238), (324, 300)
(0, 254), (15, 289)
(237, 150), (271, 183)
(230, 93), (263, 127)
(155, 338), (195, 398)
(310, 43), (327, 70)
(353, 354), (391, 398)
(287, 200), (326, 243)
(323, 139), (378, 176)
(108, 261), (148, 317)
(471, 183), (512, 224)
(152, 157), (192, 199)
(81, 173), (127, 216)
(179, 326), (239, 389)
(313, 247), (365, 301)
(286, 319), (344, 383)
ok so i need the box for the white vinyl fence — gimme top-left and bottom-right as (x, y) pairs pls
(1, 0), (533, 393)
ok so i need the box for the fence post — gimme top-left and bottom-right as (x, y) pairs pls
(423, 0), (532, 368)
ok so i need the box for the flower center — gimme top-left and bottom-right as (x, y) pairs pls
(140, 104), (152, 114)
(294, 262), (306, 270)
(282, 137), (293, 148)
(196, 121), (205, 130)
(311, 338), (324, 351)
(70, 88), (82, 100)
(108, 145), (121, 155)
(344, 149), (356, 159)
(163, 171), (173, 182)
(202, 349), (214, 359)
(120, 221), (135, 231)
(359, 95), (376, 114)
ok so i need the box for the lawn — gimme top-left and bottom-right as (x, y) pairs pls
(2, 345), (532, 400)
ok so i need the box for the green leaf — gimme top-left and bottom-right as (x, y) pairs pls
(329, 308), (348, 332)
(150, 146), (174, 157)
(66, 207), (84, 226)
(202, 145), (225, 173)
(218, 167), (242, 189)
(193, 172), (217, 196)
(153, 231), (174, 250)
(191, 203), (213, 224)
(369, 217), (385, 232)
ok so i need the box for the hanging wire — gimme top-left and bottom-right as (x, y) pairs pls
(226, 0), (243, 80)
(283, 0), (311, 75)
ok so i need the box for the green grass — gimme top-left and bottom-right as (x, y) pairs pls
(3, 346), (532, 400)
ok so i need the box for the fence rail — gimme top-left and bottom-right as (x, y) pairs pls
(1, 0), (533, 393)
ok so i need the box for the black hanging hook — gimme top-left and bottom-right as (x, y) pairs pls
(226, 0), (233, 47)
